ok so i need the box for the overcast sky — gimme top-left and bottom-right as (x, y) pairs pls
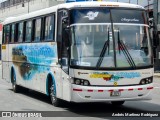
(0, 0), (153, 6)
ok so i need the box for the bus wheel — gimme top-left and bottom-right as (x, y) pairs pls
(11, 72), (19, 93)
(49, 81), (61, 107)
(111, 101), (125, 106)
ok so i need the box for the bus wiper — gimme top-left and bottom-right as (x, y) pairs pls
(117, 30), (136, 69)
(96, 28), (110, 69)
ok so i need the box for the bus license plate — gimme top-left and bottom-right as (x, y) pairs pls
(110, 91), (121, 97)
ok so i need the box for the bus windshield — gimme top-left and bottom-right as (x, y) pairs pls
(70, 8), (152, 69)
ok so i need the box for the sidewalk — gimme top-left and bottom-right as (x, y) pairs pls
(154, 73), (160, 77)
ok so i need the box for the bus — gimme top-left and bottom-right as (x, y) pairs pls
(1, 1), (154, 107)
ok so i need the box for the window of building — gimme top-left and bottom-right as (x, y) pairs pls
(34, 18), (41, 42)
(44, 15), (55, 41)
(18, 22), (24, 42)
(3, 25), (10, 44)
(25, 21), (32, 42)
(10, 24), (15, 43)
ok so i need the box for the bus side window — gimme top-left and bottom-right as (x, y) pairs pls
(14, 23), (19, 43)
(33, 18), (41, 42)
(25, 21), (32, 42)
(3, 25), (10, 44)
(10, 24), (15, 43)
(18, 22), (24, 43)
(44, 15), (55, 41)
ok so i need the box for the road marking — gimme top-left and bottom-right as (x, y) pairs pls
(154, 87), (160, 89)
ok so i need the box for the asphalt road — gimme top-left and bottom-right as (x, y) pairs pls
(0, 66), (160, 120)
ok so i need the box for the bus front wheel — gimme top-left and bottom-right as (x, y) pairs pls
(111, 101), (125, 106)
(49, 81), (61, 107)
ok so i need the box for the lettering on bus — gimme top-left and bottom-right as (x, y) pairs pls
(121, 18), (139, 22)
(90, 72), (123, 81)
(90, 72), (141, 82)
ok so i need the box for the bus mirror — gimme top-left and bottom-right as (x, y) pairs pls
(149, 18), (154, 29)
(62, 17), (71, 47)
(62, 17), (69, 28)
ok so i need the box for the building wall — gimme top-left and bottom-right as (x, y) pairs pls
(0, 0), (64, 21)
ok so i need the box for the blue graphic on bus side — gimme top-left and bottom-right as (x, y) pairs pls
(12, 44), (57, 80)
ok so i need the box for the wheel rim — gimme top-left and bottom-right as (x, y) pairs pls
(12, 73), (16, 90)
(12, 81), (16, 90)
(50, 84), (56, 103)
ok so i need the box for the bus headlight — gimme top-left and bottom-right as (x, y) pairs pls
(73, 78), (90, 86)
(140, 79), (146, 85)
(83, 80), (89, 86)
(148, 77), (153, 83)
(140, 77), (153, 85)
(75, 79), (81, 85)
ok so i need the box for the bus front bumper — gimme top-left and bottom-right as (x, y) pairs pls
(70, 84), (154, 103)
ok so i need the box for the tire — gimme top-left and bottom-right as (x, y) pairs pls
(11, 71), (20, 93)
(111, 101), (125, 106)
(49, 81), (61, 107)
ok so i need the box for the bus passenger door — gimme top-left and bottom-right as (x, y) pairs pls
(57, 9), (71, 101)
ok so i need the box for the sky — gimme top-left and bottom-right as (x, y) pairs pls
(0, 0), (153, 6)
(105, 0), (153, 6)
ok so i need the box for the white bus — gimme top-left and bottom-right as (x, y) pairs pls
(1, 1), (154, 107)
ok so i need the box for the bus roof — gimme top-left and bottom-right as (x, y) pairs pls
(3, 1), (144, 25)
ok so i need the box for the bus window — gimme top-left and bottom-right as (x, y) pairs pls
(44, 15), (55, 41)
(25, 21), (32, 42)
(10, 24), (15, 43)
(3, 25), (10, 44)
(34, 18), (41, 42)
(18, 22), (24, 42)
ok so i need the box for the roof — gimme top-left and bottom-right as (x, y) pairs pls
(3, 1), (144, 25)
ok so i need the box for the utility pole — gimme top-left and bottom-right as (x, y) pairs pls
(28, 0), (30, 13)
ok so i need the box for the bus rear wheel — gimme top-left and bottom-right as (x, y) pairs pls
(111, 101), (125, 106)
(11, 71), (20, 93)
(49, 81), (61, 107)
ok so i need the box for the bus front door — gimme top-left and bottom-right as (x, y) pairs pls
(57, 9), (71, 101)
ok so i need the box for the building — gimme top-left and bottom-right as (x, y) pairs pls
(153, 0), (160, 71)
(0, 0), (65, 21)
